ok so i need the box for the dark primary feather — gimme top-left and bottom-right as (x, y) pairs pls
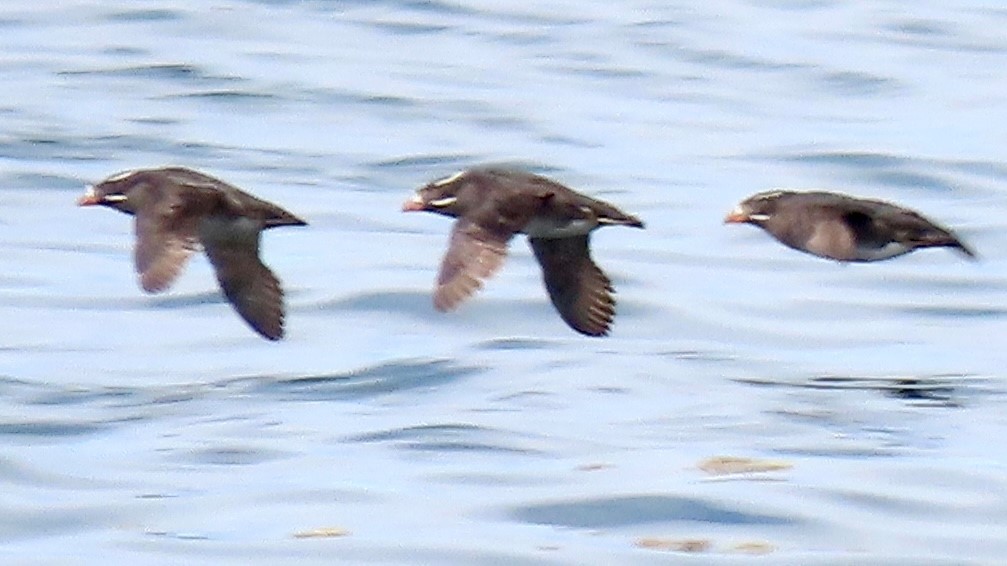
(200, 215), (285, 341)
(529, 235), (616, 337)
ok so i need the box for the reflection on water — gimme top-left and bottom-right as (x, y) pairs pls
(735, 373), (993, 408)
(511, 495), (794, 528)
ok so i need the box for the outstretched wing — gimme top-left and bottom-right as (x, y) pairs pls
(200, 216), (285, 341)
(133, 192), (200, 293)
(433, 219), (512, 312)
(529, 235), (615, 337)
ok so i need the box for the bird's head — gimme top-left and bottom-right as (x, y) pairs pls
(402, 170), (480, 218)
(724, 190), (790, 226)
(76, 169), (151, 215)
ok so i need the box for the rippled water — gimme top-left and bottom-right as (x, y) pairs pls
(1, 1), (1006, 563)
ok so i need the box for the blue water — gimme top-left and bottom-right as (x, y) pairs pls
(1, 1), (1005, 563)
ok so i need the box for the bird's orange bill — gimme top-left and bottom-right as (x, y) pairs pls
(77, 186), (100, 206)
(723, 209), (748, 223)
(402, 194), (425, 212)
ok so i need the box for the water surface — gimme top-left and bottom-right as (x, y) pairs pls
(1, 1), (1005, 563)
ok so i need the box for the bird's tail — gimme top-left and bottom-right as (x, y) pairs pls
(917, 230), (977, 260)
(265, 207), (308, 228)
(948, 239), (978, 260)
(598, 209), (645, 229)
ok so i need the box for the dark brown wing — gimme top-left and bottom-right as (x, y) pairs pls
(863, 205), (977, 259)
(434, 219), (512, 311)
(529, 235), (615, 337)
(133, 193), (200, 293)
(200, 216), (285, 341)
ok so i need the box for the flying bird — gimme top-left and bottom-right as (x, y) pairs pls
(78, 166), (307, 340)
(725, 190), (976, 262)
(403, 166), (644, 336)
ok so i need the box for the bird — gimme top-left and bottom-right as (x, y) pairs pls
(724, 189), (976, 262)
(402, 166), (644, 337)
(77, 166), (307, 340)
